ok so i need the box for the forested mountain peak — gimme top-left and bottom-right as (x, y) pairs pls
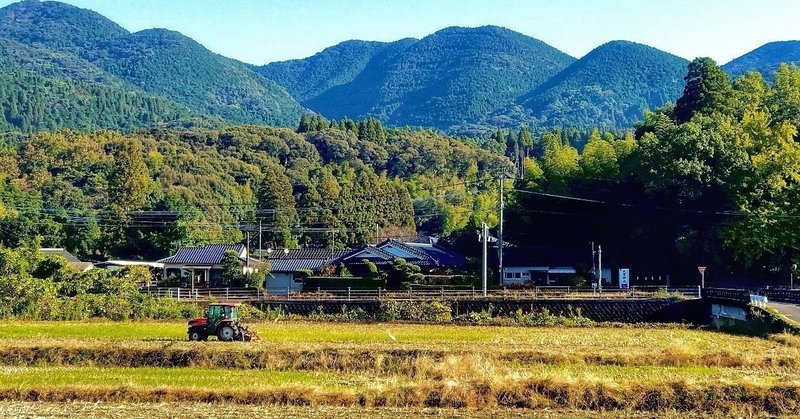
(305, 25), (575, 130)
(723, 40), (800, 80)
(508, 40), (688, 128)
(256, 38), (417, 103)
(0, 0), (304, 129)
(0, 0), (128, 54)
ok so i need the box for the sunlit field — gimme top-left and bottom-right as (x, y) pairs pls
(0, 320), (798, 416)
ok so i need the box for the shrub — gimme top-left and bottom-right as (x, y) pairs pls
(380, 300), (452, 322)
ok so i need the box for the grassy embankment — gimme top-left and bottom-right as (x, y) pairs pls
(0, 321), (799, 415)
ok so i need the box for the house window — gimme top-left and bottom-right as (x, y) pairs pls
(505, 272), (513, 278)
(515, 272), (522, 278)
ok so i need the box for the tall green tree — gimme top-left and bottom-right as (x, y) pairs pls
(674, 57), (731, 123)
(257, 162), (297, 247)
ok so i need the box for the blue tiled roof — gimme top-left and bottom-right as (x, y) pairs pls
(404, 242), (467, 268)
(335, 239), (466, 269)
(158, 244), (246, 265)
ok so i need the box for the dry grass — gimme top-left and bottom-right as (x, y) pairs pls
(1, 321), (799, 415)
(0, 401), (737, 419)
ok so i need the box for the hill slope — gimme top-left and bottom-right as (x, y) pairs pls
(256, 39), (416, 103)
(306, 26), (575, 130)
(0, 0), (303, 127)
(0, 58), (199, 132)
(511, 41), (688, 128)
(95, 29), (303, 125)
(723, 41), (800, 80)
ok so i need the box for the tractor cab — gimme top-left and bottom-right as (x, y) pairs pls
(187, 303), (259, 342)
(207, 303), (237, 324)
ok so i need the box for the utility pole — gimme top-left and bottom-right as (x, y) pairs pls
(376, 223), (380, 244)
(597, 245), (603, 292)
(245, 230), (251, 275)
(481, 222), (488, 297)
(498, 176), (504, 285)
(591, 241), (596, 283)
(258, 218), (263, 262)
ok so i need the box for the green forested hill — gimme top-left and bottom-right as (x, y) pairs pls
(0, 0), (303, 129)
(305, 26), (576, 130)
(512, 41), (688, 128)
(0, 58), (201, 132)
(0, 120), (511, 259)
(94, 29), (304, 126)
(256, 39), (416, 103)
(723, 41), (800, 81)
(0, 0), (127, 54)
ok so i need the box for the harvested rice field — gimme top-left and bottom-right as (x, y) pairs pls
(1, 320), (799, 417)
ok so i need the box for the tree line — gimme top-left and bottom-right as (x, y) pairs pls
(507, 59), (800, 284)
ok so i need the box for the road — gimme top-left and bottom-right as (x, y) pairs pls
(769, 302), (800, 323)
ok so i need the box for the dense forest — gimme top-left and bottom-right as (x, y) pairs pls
(505, 59), (800, 285)
(0, 0), (303, 128)
(1, 1), (800, 134)
(0, 118), (510, 260)
(0, 55), (799, 285)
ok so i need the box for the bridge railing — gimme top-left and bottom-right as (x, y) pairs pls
(141, 285), (700, 302)
(760, 288), (800, 304)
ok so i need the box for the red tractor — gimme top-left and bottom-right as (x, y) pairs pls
(187, 303), (260, 342)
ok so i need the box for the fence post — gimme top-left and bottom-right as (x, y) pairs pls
(698, 285), (702, 298)
(378, 287), (382, 300)
(347, 286), (351, 302)
(226, 288), (229, 300)
(440, 287), (444, 299)
(408, 287), (412, 299)
(176, 288), (180, 302)
(286, 286), (290, 300)
(317, 287), (321, 299)
(471, 286), (475, 299)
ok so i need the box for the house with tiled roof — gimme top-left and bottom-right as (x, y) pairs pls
(158, 244), (262, 288)
(262, 248), (351, 293)
(335, 239), (467, 275)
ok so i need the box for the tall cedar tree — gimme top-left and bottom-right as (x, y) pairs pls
(674, 57), (731, 123)
(258, 163), (297, 247)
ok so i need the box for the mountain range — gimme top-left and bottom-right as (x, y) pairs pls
(1, 0), (799, 135)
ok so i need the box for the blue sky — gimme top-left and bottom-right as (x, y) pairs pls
(3, 0), (799, 65)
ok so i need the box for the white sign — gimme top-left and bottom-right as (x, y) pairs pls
(618, 268), (630, 289)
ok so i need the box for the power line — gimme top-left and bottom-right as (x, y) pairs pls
(512, 189), (800, 219)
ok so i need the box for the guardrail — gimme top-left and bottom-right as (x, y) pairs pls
(141, 286), (701, 302)
(701, 287), (755, 303)
(760, 288), (800, 304)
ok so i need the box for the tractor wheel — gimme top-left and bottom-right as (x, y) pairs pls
(217, 325), (235, 342)
(189, 330), (202, 341)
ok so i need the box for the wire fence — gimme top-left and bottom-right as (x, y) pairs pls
(142, 285), (701, 302)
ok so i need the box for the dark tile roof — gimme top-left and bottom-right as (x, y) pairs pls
(267, 248), (350, 260)
(266, 248), (350, 272)
(336, 239), (466, 269)
(158, 244), (246, 265)
(404, 242), (467, 268)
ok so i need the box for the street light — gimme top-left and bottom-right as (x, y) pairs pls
(791, 264), (797, 289)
